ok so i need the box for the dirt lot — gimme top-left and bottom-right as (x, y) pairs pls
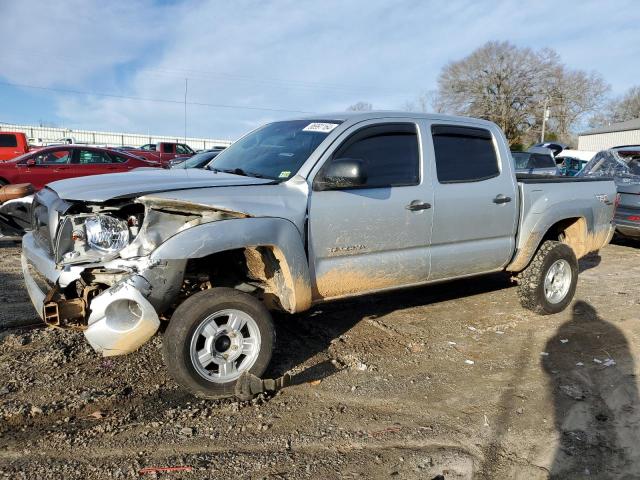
(0, 239), (639, 479)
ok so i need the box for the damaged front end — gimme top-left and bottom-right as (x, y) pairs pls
(23, 189), (240, 356)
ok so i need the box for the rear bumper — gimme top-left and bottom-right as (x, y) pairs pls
(21, 232), (160, 356)
(614, 207), (640, 239)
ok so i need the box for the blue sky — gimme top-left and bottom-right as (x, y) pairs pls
(1, 0), (639, 140)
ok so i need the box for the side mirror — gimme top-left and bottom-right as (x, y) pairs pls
(316, 158), (367, 190)
(26, 159), (36, 167)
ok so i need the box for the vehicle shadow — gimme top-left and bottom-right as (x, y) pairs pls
(267, 272), (514, 385)
(578, 252), (601, 273)
(542, 301), (640, 478)
(611, 234), (640, 249)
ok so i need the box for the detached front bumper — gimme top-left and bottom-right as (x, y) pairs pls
(21, 232), (161, 356)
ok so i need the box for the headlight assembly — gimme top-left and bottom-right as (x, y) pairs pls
(85, 215), (130, 253)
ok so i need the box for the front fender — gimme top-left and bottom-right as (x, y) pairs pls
(150, 217), (312, 313)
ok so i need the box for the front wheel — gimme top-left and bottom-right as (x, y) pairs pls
(163, 287), (275, 399)
(516, 240), (578, 315)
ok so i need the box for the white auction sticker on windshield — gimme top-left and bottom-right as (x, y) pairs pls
(303, 122), (339, 133)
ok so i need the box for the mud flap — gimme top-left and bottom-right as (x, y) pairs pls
(234, 372), (291, 401)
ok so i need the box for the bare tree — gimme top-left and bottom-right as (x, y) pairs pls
(545, 67), (609, 140)
(402, 91), (437, 113)
(434, 41), (609, 145)
(347, 101), (373, 111)
(591, 86), (640, 127)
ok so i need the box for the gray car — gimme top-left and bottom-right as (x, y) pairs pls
(580, 146), (640, 239)
(21, 112), (616, 399)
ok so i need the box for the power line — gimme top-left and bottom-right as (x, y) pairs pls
(10, 52), (395, 94)
(0, 80), (315, 114)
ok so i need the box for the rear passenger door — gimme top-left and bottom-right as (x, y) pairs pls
(308, 121), (433, 300)
(427, 123), (518, 280)
(71, 149), (122, 177)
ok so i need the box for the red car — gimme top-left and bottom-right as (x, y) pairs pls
(0, 145), (161, 190)
(128, 142), (195, 165)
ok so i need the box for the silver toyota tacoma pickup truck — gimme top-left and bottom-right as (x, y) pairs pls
(21, 112), (616, 398)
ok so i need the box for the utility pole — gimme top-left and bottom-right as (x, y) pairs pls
(540, 99), (550, 143)
(184, 78), (188, 144)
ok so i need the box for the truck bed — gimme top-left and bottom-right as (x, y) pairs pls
(516, 173), (613, 183)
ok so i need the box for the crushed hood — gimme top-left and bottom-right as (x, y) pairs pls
(48, 168), (274, 202)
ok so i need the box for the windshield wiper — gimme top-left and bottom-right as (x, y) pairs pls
(211, 167), (270, 179)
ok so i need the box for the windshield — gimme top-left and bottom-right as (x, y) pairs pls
(173, 150), (220, 169)
(209, 120), (341, 180)
(580, 149), (640, 183)
(512, 152), (555, 170)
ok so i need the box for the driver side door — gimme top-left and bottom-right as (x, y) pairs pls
(307, 121), (433, 300)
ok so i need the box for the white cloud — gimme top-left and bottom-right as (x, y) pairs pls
(0, 0), (171, 87)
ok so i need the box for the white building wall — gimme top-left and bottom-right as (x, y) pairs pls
(578, 129), (640, 151)
(0, 123), (232, 150)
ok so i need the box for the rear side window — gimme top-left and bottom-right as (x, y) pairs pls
(111, 154), (128, 163)
(77, 150), (113, 164)
(0, 134), (18, 148)
(432, 125), (499, 183)
(530, 153), (555, 168)
(163, 143), (176, 153)
(329, 123), (420, 188)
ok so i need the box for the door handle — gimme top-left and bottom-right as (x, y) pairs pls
(493, 194), (512, 204)
(406, 200), (431, 211)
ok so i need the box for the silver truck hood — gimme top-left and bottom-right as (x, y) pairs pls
(48, 168), (274, 202)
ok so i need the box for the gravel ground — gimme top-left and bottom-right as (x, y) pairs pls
(0, 238), (639, 479)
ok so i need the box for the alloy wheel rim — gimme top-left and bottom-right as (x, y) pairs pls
(543, 259), (572, 304)
(189, 309), (261, 383)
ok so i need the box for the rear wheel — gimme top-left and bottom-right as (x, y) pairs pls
(0, 179), (8, 187)
(516, 240), (578, 315)
(163, 287), (274, 399)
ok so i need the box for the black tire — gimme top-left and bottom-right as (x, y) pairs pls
(163, 287), (275, 399)
(516, 240), (578, 315)
(0, 179), (8, 187)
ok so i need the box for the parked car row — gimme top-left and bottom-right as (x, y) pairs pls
(0, 132), (203, 166)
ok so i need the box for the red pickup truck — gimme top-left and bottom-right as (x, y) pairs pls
(0, 132), (30, 161)
(0, 145), (160, 190)
(128, 142), (195, 165)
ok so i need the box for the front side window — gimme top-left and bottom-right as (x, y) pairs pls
(140, 144), (156, 151)
(322, 123), (420, 188)
(77, 150), (113, 164)
(210, 120), (341, 180)
(34, 150), (71, 165)
(432, 125), (499, 183)
(0, 134), (18, 148)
